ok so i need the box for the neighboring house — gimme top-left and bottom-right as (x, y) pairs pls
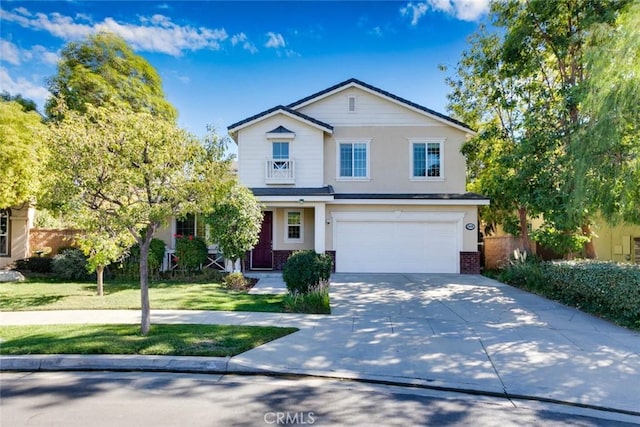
(220, 78), (488, 274)
(0, 205), (34, 269)
(484, 221), (640, 269)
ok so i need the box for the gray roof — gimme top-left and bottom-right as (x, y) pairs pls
(267, 125), (294, 134)
(251, 186), (335, 197)
(333, 193), (489, 200)
(228, 105), (333, 133)
(249, 188), (488, 200)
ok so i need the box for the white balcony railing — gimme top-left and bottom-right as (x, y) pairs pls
(265, 159), (295, 184)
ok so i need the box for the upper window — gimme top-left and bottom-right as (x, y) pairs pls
(272, 142), (289, 160)
(411, 139), (444, 180)
(0, 209), (9, 256)
(338, 140), (370, 180)
(285, 210), (303, 242)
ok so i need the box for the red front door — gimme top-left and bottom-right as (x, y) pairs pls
(252, 211), (273, 269)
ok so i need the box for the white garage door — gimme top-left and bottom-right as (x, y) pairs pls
(335, 219), (459, 273)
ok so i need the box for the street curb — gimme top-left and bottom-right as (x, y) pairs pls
(3, 355), (640, 420)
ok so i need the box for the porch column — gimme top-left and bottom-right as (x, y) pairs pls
(314, 203), (326, 254)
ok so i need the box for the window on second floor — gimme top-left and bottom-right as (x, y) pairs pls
(410, 139), (444, 180)
(272, 141), (290, 170)
(338, 140), (369, 180)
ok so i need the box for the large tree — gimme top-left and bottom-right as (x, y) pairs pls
(48, 103), (233, 334)
(575, 2), (640, 225)
(45, 32), (176, 121)
(0, 99), (47, 209)
(447, 0), (627, 257)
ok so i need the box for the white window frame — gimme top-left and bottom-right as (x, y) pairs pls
(0, 209), (9, 256)
(284, 210), (304, 243)
(409, 138), (445, 181)
(336, 139), (371, 181)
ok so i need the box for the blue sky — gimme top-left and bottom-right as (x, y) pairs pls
(1, 1), (490, 145)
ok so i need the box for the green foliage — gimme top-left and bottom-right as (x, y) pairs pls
(282, 250), (333, 295)
(1, 92), (37, 112)
(14, 257), (53, 273)
(175, 235), (208, 271)
(498, 254), (545, 292)
(575, 2), (640, 224)
(205, 182), (262, 262)
(222, 272), (249, 290)
(446, 1), (629, 254)
(116, 238), (166, 280)
(283, 286), (330, 314)
(530, 223), (590, 255)
(500, 259), (640, 329)
(0, 100), (47, 208)
(51, 248), (90, 281)
(46, 32), (176, 121)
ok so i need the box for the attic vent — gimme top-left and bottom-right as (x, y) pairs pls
(348, 96), (356, 112)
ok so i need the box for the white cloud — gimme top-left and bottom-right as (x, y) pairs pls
(265, 32), (285, 49)
(1, 40), (21, 65)
(0, 66), (50, 105)
(400, 0), (489, 25)
(1, 7), (229, 57)
(231, 32), (258, 54)
(400, 2), (429, 26)
(0, 39), (59, 66)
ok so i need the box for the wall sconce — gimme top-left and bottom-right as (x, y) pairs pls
(298, 198), (304, 204)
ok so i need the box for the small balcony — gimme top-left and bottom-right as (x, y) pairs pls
(266, 159), (295, 184)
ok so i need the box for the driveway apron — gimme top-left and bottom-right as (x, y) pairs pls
(232, 273), (640, 414)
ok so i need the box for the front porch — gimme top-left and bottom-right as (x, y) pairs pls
(246, 187), (335, 271)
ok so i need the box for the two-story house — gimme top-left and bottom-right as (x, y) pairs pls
(225, 78), (489, 274)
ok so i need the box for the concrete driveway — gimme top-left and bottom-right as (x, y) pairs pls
(234, 273), (640, 414)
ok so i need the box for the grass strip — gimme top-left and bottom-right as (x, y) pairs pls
(0, 280), (286, 312)
(0, 324), (298, 357)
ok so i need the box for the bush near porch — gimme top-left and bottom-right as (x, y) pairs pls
(498, 259), (640, 330)
(282, 250), (332, 314)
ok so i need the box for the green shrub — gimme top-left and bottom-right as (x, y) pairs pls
(282, 250), (332, 295)
(15, 257), (53, 273)
(499, 259), (640, 329)
(117, 238), (166, 279)
(542, 261), (640, 325)
(52, 248), (91, 280)
(283, 286), (330, 314)
(175, 235), (208, 272)
(498, 251), (546, 292)
(223, 272), (249, 290)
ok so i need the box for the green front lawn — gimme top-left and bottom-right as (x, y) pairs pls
(0, 324), (298, 357)
(0, 279), (286, 312)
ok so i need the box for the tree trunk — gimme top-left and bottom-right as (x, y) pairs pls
(96, 265), (104, 296)
(518, 206), (532, 254)
(139, 233), (152, 336)
(581, 223), (597, 259)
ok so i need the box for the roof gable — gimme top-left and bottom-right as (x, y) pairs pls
(288, 78), (474, 133)
(227, 105), (333, 135)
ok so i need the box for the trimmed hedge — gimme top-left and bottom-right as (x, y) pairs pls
(499, 259), (640, 329)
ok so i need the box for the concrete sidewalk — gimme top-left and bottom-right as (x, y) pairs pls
(1, 273), (640, 419)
